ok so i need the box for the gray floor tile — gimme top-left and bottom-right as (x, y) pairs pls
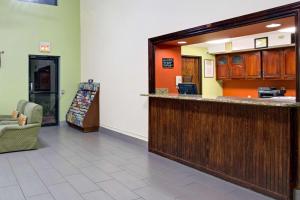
(8, 153), (28, 166)
(65, 155), (92, 169)
(12, 163), (37, 178)
(82, 190), (115, 200)
(0, 185), (25, 200)
(134, 186), (174, 200)
(44, 155), (79, 176)
(0, 158), (17, 187)
(97, 180), (140, 200)
(222, 188), (274, 200)
(0, 125), (278, 200)
(93, 160), (123, 174)
(48, 182), (83, 200)
(111, 171), (147, 190)
(26, 193), (55, 200)
(35, 168), (65, 186)
(81, 166), (112, 183)
(65, 174), (99, 194)
(25, 152), (52, 170)
(17, 175), (48, 197)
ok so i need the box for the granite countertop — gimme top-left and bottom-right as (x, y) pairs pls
(141, 94), (300, 107)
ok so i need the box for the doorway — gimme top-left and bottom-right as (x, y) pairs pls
(181, 56), (202, 94)
(29, 55), (59, 126)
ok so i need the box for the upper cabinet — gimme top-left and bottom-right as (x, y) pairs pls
(282, 47), (296, 80)
(244, 51), (261, 79)
(216, 47), (295, 81)
(216, 55), (229, 80)
(229, 54), (245, 79)
(262, 50), (282, 79)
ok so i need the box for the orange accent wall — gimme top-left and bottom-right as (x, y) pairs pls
(223, 80), (296, 98)
(155, 46), (182, 93)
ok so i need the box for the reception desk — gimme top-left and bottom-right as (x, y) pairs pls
(143, 94), (300, 200)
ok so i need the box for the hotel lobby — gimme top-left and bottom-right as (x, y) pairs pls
(1, 0), (300, 200)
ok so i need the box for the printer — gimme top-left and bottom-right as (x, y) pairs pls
(258, 87), (286, 98)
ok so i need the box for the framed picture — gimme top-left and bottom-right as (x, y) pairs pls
(204, 59), (214, 78)
(254, 37), (268, 49)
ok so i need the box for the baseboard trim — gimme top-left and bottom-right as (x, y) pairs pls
(100, 125), (148, 142)
(60, 121), (147, 148)
(100, 126), (148, 148)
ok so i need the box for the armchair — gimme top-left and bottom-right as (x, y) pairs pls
(0, 102), (43, 153)
(0, 100), (28, 121)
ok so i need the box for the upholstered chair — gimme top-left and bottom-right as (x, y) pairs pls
(0, 100), (28, 121)
(0, 102), (43, 153)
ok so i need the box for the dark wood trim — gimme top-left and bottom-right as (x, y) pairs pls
(295, 11), (300, 101)
(181, 55), (202, 95)
(148, 40), (156, 93)
(148, 2), (300, 100)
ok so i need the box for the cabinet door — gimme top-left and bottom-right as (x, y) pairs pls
(230, 54), (245, 79)
(244, 51), (261, 79)
(262, 50), (282, 79)
(216, 55), (229, 80)
(282, 47), (296, 80)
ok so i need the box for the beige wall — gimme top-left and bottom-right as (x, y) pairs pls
(81, 0), (298, 141)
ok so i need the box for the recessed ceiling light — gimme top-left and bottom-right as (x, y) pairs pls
(278, 27), (296, 33)
(178, 41), (187, 44)
(266, 23), (281, 28)
(206, 38), (231, 44)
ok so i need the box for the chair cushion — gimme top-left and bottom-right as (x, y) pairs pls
(18, 114), (27, 126)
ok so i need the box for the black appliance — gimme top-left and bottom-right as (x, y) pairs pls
(258, 87), (286, 98)
(178, 83), (198, 95)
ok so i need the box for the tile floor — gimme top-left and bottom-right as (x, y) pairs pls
(0, 125), (292, 200)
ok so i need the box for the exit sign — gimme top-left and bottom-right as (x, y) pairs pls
(40, 42), (51, 53)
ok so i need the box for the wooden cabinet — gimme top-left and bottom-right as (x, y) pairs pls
(216, 47), (295, 81)
(244, 51), (261, 79)
(216, 55), (229, 80)
(229, 54), (245, 79)
(262, 50), (282, 79)
(282, 47), (296, 80)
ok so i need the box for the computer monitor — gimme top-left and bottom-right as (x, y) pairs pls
(178, 83), (198, 95)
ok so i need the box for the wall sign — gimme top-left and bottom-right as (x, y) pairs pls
(162, 58), (174, 69)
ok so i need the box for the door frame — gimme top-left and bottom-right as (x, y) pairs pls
(148, 2), (300, 101)
(28, 55), (60, 126)
(181, 56), (202, 95)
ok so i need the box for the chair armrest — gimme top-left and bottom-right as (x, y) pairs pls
(0, 121), (18, 125)
(0, 123), (41, 137)
(0, 115), (12, 118)
(0, 115), (14, 121)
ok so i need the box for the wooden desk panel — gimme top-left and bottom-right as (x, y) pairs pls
(149, 97), (297, 200)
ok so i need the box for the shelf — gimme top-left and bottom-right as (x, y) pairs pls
(66, 82), (100, 132)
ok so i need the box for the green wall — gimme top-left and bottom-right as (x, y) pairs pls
(0, 0), (80, 121)
(181, 46), (223, 97)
